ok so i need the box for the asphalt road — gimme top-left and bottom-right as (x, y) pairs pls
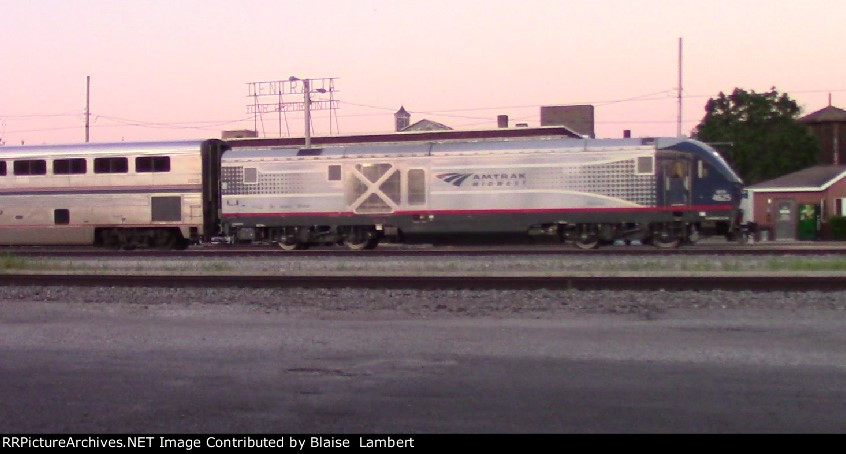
(1, 299), (845, 434)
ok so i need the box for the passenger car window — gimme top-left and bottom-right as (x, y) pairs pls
(13, 160), (47, 176)
(54, 209), (70, 225)
(94, 157), (128, 174)
(53, 158), (87, 175)
(136, 156), (171, 173)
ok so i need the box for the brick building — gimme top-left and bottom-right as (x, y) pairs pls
(744, 165), (846, 240)
(800, 104), (846, 165)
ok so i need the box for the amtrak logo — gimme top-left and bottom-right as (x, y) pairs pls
(436, 173), (474, 186)
(712, 189), (732, 202)
(437, 172), (528, 188)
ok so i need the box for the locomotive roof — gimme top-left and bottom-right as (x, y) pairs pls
(226, 125), (583, 148)
(0, 140), (208, 158)
(224, 137), (664, 160)
(660, 138), (742, 184)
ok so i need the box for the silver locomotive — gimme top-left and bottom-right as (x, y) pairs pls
(221, 136), (743, 249)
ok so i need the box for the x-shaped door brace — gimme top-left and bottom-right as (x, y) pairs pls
(348, 165), (400, 213)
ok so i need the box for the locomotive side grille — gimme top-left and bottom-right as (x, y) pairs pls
(576, 159), (656, 206)
(221, 166), (318, 196)
(514, 158), (655, 206)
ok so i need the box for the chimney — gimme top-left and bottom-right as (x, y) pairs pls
(623, 130), (631, 138)
(497, 115), (509, 128)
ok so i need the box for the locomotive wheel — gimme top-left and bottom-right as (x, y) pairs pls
(343, 237), (379, 250)
(573, 224), (600, 250)
(651, 222), (684, 249)
(652, 230), (681, 248)
(343, 227), (379, 250)
(277, 240), (307, 251)
(276, 226), (309, 251)
(573, 237), (600, 250)
(653, 237), (681, 249)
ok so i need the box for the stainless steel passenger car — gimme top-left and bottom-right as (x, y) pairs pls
(220, 136), (744, 249)
(0, 140), (227, 249)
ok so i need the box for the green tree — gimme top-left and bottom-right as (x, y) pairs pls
(692, 87), (819, 185)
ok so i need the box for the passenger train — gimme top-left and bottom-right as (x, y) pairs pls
(0, 130), (745, 250)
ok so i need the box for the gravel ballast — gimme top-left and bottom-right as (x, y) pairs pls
(3, 253), (845, 317)
(1, 286), (845, 318)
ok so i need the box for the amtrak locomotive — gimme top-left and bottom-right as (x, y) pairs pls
(0, 131), (744, 250)
(221, 135), (744, 249)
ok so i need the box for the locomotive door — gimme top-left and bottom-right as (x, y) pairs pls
(660, 158), (692, 206)
(345, 163), (401, 214)
(406, 168), (428, 209)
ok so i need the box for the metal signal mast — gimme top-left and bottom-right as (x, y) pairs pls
(246, 77), (339, 147)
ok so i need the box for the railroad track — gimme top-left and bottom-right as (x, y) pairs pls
(3, 242), (846, 257)
(1, 273), (845, 292)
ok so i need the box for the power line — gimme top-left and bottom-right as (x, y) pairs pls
(346, 87), (846, 117)
(94, 114), (253, 131)
(4, 86), (846, 138)
(1, 125), (86, 134)
(0, 111), (83, 120)
(3, 87), (845, 123)
(343, 89), (678, 116)
(1, 114), (253, 135)
(348, 93), (663, 113)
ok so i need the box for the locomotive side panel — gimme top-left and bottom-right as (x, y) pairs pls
(220, 145), (659, 219)
(220, 141), (666, 239)
(222, 160), (347, 218)
(419, 147), (657, 233)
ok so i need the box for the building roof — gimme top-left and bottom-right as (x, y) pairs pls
(800, 105), (846, 123)
(401, 119), (453, 132)
(394, 106), (410, 117)
(747, 165), (846, 192)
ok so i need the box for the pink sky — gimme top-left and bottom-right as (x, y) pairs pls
(1, 0), (844, 145)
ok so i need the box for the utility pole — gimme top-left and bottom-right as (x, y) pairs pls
(677, 38), (683, 137)
(304, 79), (312, 148)
(85, 76), (91, 142)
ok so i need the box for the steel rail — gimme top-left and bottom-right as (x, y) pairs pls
(1, 274), (845, 292)
(3, 244), (846, 258)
